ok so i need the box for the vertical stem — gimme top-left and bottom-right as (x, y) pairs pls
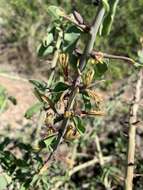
(125, 69), (143, 190)
(79, 7), (105, 72)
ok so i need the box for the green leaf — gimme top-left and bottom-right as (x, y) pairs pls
(0, 174), (8, 190)
(63, 25), (81, 52)
(44, 134), (57, 149)
(43, 46), (54, 56)
(82, 91), (91, 110)
(73, 116), (85, 135)
(47, 6), (65, 20)
(43, 33), (54, 47)
(51, 92), (63, 103)
(51, 82), (69, 103)
(29, 80), (47, 92)
(101, 0), (119, 35)
(94, 62), (108, 77)
(138, 50), (143, 64)
(37, 43), (54, 57)
(53, 82), (69, 92)
(24, 102), (43, 119)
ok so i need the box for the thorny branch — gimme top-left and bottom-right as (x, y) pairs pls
(39, 6), (105, 174)
(125, 69), (143, 190)
(75, 49), (135, 65)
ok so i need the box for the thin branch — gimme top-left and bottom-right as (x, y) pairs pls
(95, 133), (104, 166)
(52, 156), (112, 190)
(0, 72), (28, 82)
(92, 51), (135, 64)
(125, 69), (143, 190)
(75, 49), (135, 65)
(38, 6), (105, 174)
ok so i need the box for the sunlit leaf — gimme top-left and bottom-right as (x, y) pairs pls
(47, 6), (65, 20)
(101, 0), (119, 35)
(0, 174), (8, 190)
(44, 134), (57, 149)
(63, 25), (81, 52)
(138, 50), (143, 64)
(43, 33), (54, 47)
(24, 102), (43, 119)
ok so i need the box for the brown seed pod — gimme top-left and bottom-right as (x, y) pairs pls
(64, 124), (80, 141)
(45, 112), (54, 126)
(83, 69), (95, 86)
(59, 53), (69, 68)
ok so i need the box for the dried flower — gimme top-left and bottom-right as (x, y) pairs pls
(64, 124), (80, 140)
(83, 69), (95, 86)
(86, 89), (103, 102)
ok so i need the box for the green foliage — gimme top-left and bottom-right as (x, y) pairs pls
(101, 0), (119, 35)
(24, 102), (43, 119)
(0, 85), (17, 113)
(1, 1), (142, 190)
(73, 116), (85, 135)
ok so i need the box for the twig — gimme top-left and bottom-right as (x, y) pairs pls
(0, 72), (28, 82)
(75, 49), (135, 65)
(91, 51), (135, 64)
(38, 6), (105, 174)
(125, 69), (143, 190)
(95, 133), (104, 166)
(52, 156), (112, 190)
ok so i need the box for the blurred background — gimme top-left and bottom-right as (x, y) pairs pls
(0, 0), (143, 189)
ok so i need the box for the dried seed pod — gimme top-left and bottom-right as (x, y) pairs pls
(64, 124), (80, 141)
(86, 89), (103, 102)
(46, 126), (56, 136)
(45, 112), (54, 126)
(59, 53), (69, 68)
(59, 53), (69, 80)
(83, 69), (95, 86)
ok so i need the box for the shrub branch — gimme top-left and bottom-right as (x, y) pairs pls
(39, 6), (105, 174)
(125, 69), (143, 190)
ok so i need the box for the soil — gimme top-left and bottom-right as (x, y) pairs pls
(0, 73), (36, 128)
